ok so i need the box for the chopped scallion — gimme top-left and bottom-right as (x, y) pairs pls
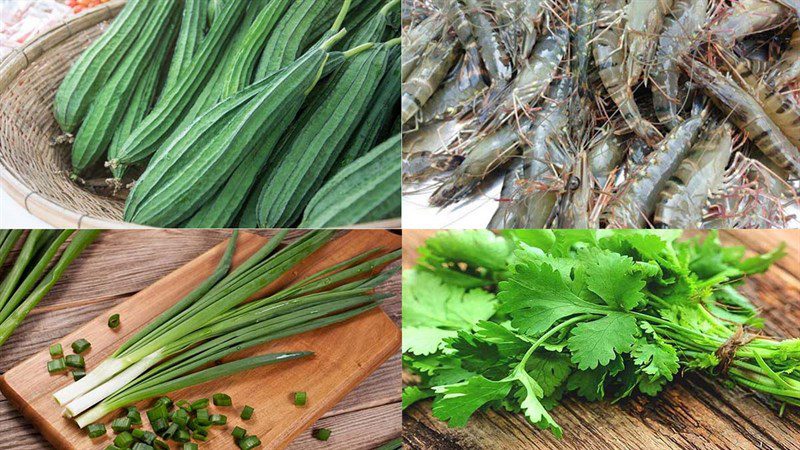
(111, 417), (132, 433)
(108, 313), (120, 329)
(72, 369), (86, 381)
(65, 354), (85, 368)
(210, 414), (227, 426)
(153, 396), (173, 410)
(213, 393), (232, 406)
(126, 407), (142, 425)
(238, 435), (262, 450)
(190, 398), (209, 410)
(172, 408), (189, 426)
(114, 431), (134, 448)
(240, 405), (254, 420)
(196, 408), (210, 426)
(294, 391), (307, 406)
(312, 428), (331, 441)
(87, 423), (106, 438)
(232, 426), (246, 440)
(49, 343), (63, 358)
(131, 443), (153, 450)
(71, 338), (91, 354)
(162, 423), (179, 440)
(183, 444), (198, 450)
(105, 445), (122, 450)
(151, 418), (168, 435)
(173, 429), (191, 443)
(47, 358), (66, 374)
(153, 439), (169, 450)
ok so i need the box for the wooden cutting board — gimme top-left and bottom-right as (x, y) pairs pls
(0, 230), (401, 450)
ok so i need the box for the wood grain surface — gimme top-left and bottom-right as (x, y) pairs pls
(0, 230), (402, 450)
(402, 230), (800, 450)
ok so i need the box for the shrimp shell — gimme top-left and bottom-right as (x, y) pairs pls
(654, 121), (734, 228)
(651, 0), (707, 129)
(588, 126), (624, 187)
(688, 60), (800, 176)
(402, 35), (460, 124)
(624, 0), (675, 86)
(558, 152), (593, 228)
(770, 27), (800, 90)
(488, 157), (525, 228)
(710, 0), (790, 47)
(604, 105), (707, 228)
(402, 14), (444, 81)
(594, 0), (664, 146)
(463, 0), (514, 82)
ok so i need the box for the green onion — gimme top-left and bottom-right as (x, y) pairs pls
(240, 405), (254, 420)
(105, 445), (122, 450)
(147, 404), (168, 422)
(172, 408), (189, 426)
(87, 423), (106, 438)
(151, 418), (168, 435)
(111, 417), (132, 433)
(126, 407), (142, 425)
(190, 398), (209, 410)
(49, 343), (63, 358)
(232, 426), (246, 440)
(173, 429), (191, 443)
(132, 443), (153, 450)
(65, 354), (85, 368)
(114, 431), (134, 448)
(210, 413), (226, 426)
(137, 430), (156, 445)
(0, 230), (23, 273)
(162, 423), (179, 440)
(313, 428), (331, 441)
(238, 435), (262, 449)
(71, 338), (91, 354)
(175, 400), (190, 410)
(294, 391), (306, 406)
(0, 231), (99, 347)
(153, 439), (169, 450)
(108, 314), (121, 329)
(212, 393), (232, 406)
(196, 408), (210, 426)
(183, 444), (198, 450)
(48, 358), (67, 374)
(153, 396), (173, 410)
(72, 369), (86, 381)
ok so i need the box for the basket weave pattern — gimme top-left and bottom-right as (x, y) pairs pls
(0, 3), (126, 226)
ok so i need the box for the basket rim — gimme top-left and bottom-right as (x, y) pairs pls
(0, 0), (131, 229)
(0, 0), (401, 230)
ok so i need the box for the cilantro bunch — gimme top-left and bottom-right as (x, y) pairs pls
(402, 230), (798, 437)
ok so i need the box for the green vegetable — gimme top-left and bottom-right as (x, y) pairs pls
(105, 445), (122, 450)
(153, 396), (173, 410)
(147, 404), (168, 423)
(132, 429), (155, 445)
(71, 338), (91, 354)
(161, 423), (179, 440)
(53, 0), (153, 132)
(301, 134), (400, 228)
(126, 407), (142, 425)
(172, 408), (189, 426)
(131, 443), (153, 450)
(47, 358), (66, 374)
(210, 414), (227, 425)
(256, 40), (397, 227)
(110, 0), (249, 170)
(162, 0), (207, 93)
(72, 369), (86, 381)
(108, 314), (121, 329)
(212, 393), (232, 406)
(183, 443), (198, 450)
(111, 417), (132, 433)
(65, 354), (85, 369)
(123, 33), (343, 227)
(87, 423), (106, 439)
(0, 230), (23, 269)
(114, 431), (135, 448)
(50, 343), (63, 358)
(403, 230), (798, 437)
(231, 426), (246, 440)
(153, 439), (169, 450)
(189, 398), (208, 410)
(238, 435), (261, 450)
(240, 405), (254, 420)
(195, 408), (210, 426)
(173, 429), (191, 443)
(312, 428), (331, 441)
(293, 391), (307, 406)
(70, 0), (179, 174)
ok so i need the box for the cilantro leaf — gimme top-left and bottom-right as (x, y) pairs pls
(402, 386), (435, 409)
(498, 262), (607, 334)
(632, 341), (679, 381)
(567, 313), (639, 370)
(403, 326), (458, 355)
(578, 248), (647, 310)
(509, 363), (563, 437)
(418, 230), (512, 287)
(432, 376), (512, 427)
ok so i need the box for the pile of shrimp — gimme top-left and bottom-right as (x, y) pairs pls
(401, 0), (800, 228)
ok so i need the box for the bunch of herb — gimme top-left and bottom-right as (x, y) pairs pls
(402, 230), (798, 437)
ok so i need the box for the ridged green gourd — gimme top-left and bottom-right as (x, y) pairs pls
(182, 49), (354, 229)
(70, 0), (179, 174)
(123, 36), (339, 227)
(53, 0), (152, 133)
(161, 0), (207, 94)
(109, 0), (248, 172)
(255, 41), (395, 227)
(106, 22), (174, 181)
(301, 134), (401, 228)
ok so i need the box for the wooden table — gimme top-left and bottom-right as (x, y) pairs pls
(402, 230), (800, 450)
(0, 230), (401, 450)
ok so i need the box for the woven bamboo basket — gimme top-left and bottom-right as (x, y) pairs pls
(0, 1), (400, 230)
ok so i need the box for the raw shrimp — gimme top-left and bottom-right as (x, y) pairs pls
(558, 152), (593, 228)
(594, 0), (664, 146)
(654, 121), (734, 228)
(569, 0), (597, 130)
(402, 14), (444, 80)
(464, 0), (514, 82)
(604, 103), (708, 228)
(443, 0), (483, 90)
(488, 157), (525, 228)
(651, 0), (707, 129)
(688, 60), (800, 176)
(420, 57), (487, 122)
(588, 126), (624, 187)
(624, 0), (675, 86)
(770, 27), (800, 89)
(403, 151), (465, 183)
(710, 0), (790, 47)
(484, 27), (568, 126)
(402, 35), (460, 124)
